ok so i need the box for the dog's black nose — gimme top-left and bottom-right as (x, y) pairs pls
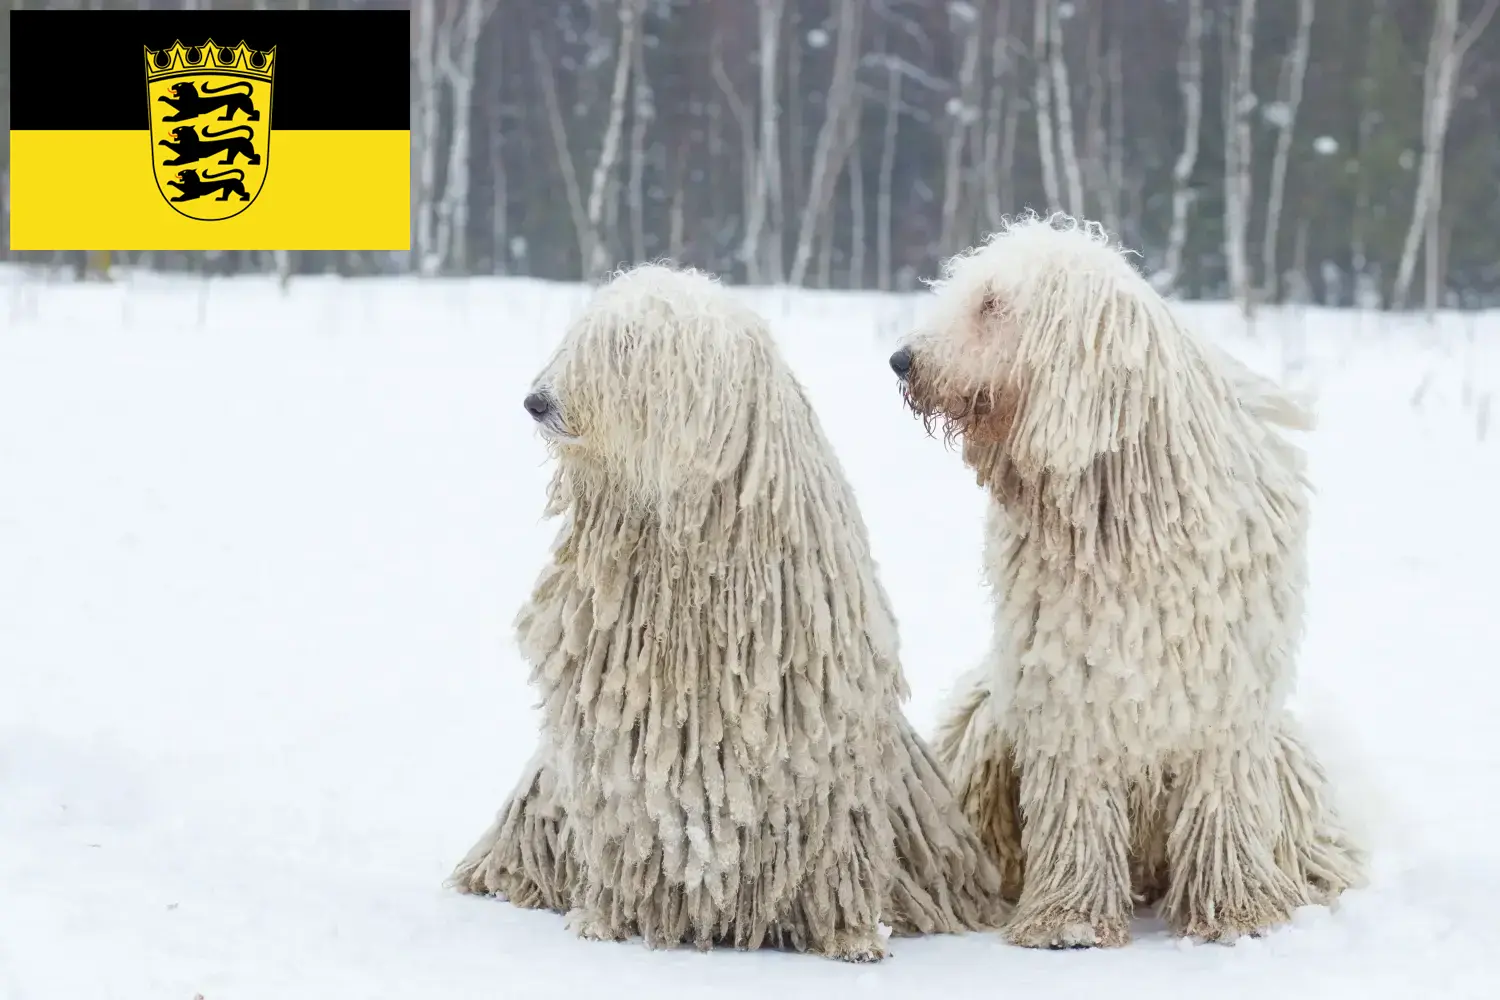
(522, 392), (551, 419)
(889, 347), (913, 378)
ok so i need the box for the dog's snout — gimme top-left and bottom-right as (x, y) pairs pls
(889, 347), (913, 378)
(523, 392), (551, 419)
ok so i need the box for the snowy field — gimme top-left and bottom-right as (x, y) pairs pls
(2, 270), (1498, 1000)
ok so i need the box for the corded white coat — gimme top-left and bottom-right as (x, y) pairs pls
(895, 214), (1366, 948)
(452, 263), (1005, 960)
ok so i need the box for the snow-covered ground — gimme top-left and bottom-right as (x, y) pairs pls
(2, 272), (1497, 1000)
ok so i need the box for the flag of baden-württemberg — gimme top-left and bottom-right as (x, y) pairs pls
(10, 8), (409, 251)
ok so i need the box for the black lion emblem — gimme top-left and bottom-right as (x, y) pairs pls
(158, 125), (260, 167)
(165, 167), (251, 203)
(157, 80), (260, 123)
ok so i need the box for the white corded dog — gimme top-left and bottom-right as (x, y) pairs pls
(891, 213), (1366, 948)
(452, 262), (1004, 959)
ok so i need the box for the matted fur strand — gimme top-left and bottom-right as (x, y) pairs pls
(897, 212), (1367, 949)
(451, 262), (1005, 960)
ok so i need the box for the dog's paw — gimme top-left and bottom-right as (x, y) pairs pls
(564, 907), (628, 943)
(1005, 909), (1130, 950)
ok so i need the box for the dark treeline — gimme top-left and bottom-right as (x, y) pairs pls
(3, 0), (1498, 311)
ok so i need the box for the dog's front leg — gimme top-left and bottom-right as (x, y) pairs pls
(1158, 740), (1308, 942)
(1004, 752), (1132, 948)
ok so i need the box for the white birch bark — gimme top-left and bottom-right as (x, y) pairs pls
(1046, 0), (1086, 217)
(980, 2), (1015, 231)
(412, 1), (444, 274)
(1032, 0), (1061, 210)
(939, 3), (983, 254)
(1223, 0), (1258, 314)
(710, 34), (760, 279)
(530, 33), (592, 276)
(627, 22), (650, 264)
(1260, 0), (1315, 303)
(1161, 0), (1203, 292)
(435, 0), (493, 274)
(877, 60), (902, 292)
(788, 0), (861, 287)
(1392, 0), (1498, 312)
(583, 0), (643, 279)
(739, 0), (786, 283)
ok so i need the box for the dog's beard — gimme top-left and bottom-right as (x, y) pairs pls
(901, 373), (1015, 450)
(535, 409), (580, 445)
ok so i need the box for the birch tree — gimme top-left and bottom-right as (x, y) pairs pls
(626, 22), (651, 264)
(1391, 0), (1498, 313)
(1260, 0), (1314, 303)
(876, 58), (902, 292)
(1045, 0), (1086, 217)
(742, 0), (787, 283)
(1031, 0), (1062, 210)
(1223, 0), (1258, 315)
(531, 33), (591, 276)
(788, 0), (862, 287)
(938, 2), (983, 255)
(411, 1), (444, 274)
(582, 0), (644, 280)
(434, 0), (495, 274)
(978, 0), (1017, 231)
(1160, 0), (1203, 292)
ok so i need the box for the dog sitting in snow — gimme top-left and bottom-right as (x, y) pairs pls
(451, 262), (1004, 960)
(890, 213), (1366, 948)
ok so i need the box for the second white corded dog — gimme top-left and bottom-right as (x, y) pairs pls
(890, 213), (1366, 948)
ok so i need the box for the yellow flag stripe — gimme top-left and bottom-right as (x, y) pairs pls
(9, 129), (410, 250)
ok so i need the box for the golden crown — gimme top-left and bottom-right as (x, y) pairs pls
(144, 39), (276, 82)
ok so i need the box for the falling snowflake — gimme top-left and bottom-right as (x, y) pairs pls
(948, 1), (978, 22)
(1262, 101), (1292, 129)
(1313, 136), (1339, 156)
(807, 28), (829, 49)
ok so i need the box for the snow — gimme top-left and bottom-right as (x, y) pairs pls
(2, 272), (1498, 999)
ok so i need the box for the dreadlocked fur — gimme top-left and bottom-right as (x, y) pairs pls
(451, 262), (1005, 960)
(893, 213), (1366, 949)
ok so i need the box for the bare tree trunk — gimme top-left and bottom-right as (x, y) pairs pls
(434, 0), (492, 274)
(999, 70), (1022, 221)
(583, 0), (644, 279)
(1106, 17), (1126, 237)
(1032, 0), (1062, 210)
(786, 17), (804, 254)
(711, 33), (758, 279)
(1260, 0), (1315, 304)
(412, 1), (444, 274)
(738, 0), (786, 283)
(980, 2), (1016, 231)
(1223, 0), (1258, 315)
(531, 33), (592, 277)
(668, 142), (688, 262)
(488, 86), (508, 274)
(273, 249), (293, 291)
(1161, 0), (1203, 292)
(1350, 0), (1387, 303)
(627, 20), (650, 265)
(877, 61), (901, 292)
(849, 115), (866, 288)
(788, 0), (861, 287)
(939, 2), (982, 254)
(1046, 0), (1086, 217)
(1081, 4), (1119, 233)
(1392, 0), (1497, 313)
(1426, 173), (1444, 314)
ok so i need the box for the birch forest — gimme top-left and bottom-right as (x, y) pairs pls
(4, 0), (1499, 310)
